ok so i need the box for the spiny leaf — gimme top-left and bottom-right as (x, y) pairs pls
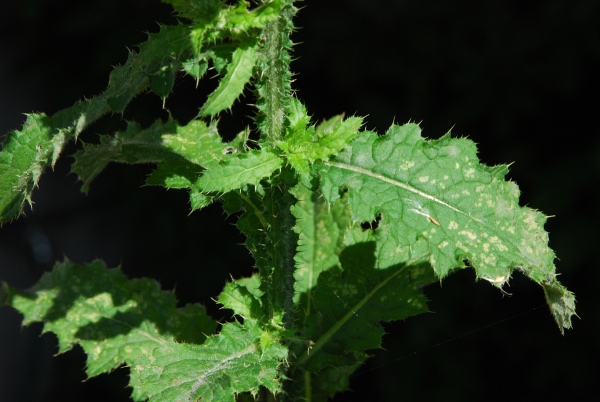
(72, 119), (174, 191)
(163, 0), (284, 35)
(290, 241), (434, 398)
(289, 182), (434, 400)
(0, 114), (54, 221)
(542, 280), (577, 335)
(218, 274), (264, 320)
(105, 24), (192, 113)
(73, 119), (226, 209)
(225, 0), (288, 35)
(317, 122), (575, 332)
(277, 99), (363, 174)
(158, 119), (225, 165)
(290, 183), (352, 304)
(221, 188), (272, 275)
(130, 319), (287, 402)
(0, 99), (116, 222)
(199, 41), (257, 117)
(195, 149), (282, 193)
(161, 0), (221, 22)
(0, 24), (195, 222)
(3, 259), (217, 378)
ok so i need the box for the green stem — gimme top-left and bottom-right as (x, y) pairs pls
(256, 0), (297, 326)
(262, 18), (285, 141)
(255, 4), (297, 400)
(256, 1), (295, 142)
(276, 184), (297, 330)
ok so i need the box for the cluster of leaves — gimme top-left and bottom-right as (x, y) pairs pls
(0, 1), (576, 401)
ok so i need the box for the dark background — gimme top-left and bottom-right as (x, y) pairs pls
(1, 1), (598, 401)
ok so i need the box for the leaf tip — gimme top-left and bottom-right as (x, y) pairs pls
(542, 280), (577, 334)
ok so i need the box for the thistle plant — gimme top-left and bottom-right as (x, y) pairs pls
(0, 1), (576, 401)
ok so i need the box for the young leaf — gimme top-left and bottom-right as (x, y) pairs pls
(199, 41), (258, 117)
(318, 122), (575, 332)
(277, 99), (363, 174)
(1, 259), (217, 378)
(218, 274), (264, 320)
(195, 149), (282, 193)
(162, 0), (283, 33)
(224, 0), (288, 34)
(129, 319), (287, 402)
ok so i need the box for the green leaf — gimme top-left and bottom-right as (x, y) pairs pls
(290, 183), (352, 304)
(72, 120), (172, 191)
(224, 0), (287, 34)
(0, 97), (115, 222)
(290, 241), (434, 399)
(73, 119), (226, 194)
(130, 319), (287, 402)
(159, 119), (225, 165)
(0, 114), (54, 221)
(195, 149), (282, 193)
(182, 58), (209, 80)
(3, 259), (217, 378)
(200, 41), (258, 116)
(161, 0), (221, 22)
(0, 24), (196, 222)
(317, 123), (575, 332)
(104, 24), (192, 113)
(218, 274), (264, 320)
(220, 176), (298, 327)
(189, 188), (213, 211)
(288, 180), (436, 400)
(149, 68), (176, 100)
(311, 115), (362, 159)
(542, 280), (577, 335)
(163, 0), (284, 36)
(278, 99), (362, 174)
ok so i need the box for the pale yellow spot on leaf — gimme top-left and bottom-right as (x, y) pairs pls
(459, 230), (477, 240)
(464, 167), (475, 178)
(399, 160), (415, 170)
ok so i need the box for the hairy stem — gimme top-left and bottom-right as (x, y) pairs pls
(256, 1), (296, 142)
(254, 1), (298, 327)
(254, 4), (298, 400)
(273, 182), (297, 330)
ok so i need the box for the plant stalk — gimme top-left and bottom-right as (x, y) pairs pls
(256, 1), (295, 142)
(256, 2), (298, 400)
